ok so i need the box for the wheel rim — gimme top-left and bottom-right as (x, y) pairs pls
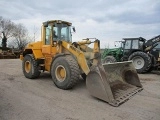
(132, 56), (145, 69)
(105, 59), (112, 63)
(103, 57), (115, 64)
(25, 61), (31, 73)
(55, 65), (66, 82)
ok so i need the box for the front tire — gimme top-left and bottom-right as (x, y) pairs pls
(102, 56), (116, 64)
(128, 51), (151, 73)
(22, 54), (40, 79)
(51, 55), (80, 89)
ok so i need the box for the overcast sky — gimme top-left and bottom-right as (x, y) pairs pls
(0, 0), (160, 48)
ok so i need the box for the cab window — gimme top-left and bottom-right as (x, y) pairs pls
(45, 25), (51, 45)
(132, 40), (138, 49)
(53, 23), (72, 42)
(124, 40), (131, 49)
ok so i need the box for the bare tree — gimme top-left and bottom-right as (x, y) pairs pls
(0, 16), (33, 50)
(0, 16), (15, 48)
(12, 23), (32, 50)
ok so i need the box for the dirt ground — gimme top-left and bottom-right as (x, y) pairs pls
(0, 59), (160, 120)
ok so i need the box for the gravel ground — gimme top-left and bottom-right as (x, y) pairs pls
(0, 59), (160, 120)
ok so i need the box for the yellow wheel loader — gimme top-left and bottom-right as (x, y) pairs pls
(20, 20), (143, 106)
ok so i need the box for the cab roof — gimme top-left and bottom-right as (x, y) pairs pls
(43, 20), (72, 26)
(123, 37), (146, 42)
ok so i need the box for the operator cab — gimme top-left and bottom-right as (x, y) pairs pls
(123, 37), (146, 50)
(122, 37), (146, 61)
(43, 20), (73, 45)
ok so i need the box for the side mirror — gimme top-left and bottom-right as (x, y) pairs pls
(43, 21), (48, 27)
(72, 26), (76, 32)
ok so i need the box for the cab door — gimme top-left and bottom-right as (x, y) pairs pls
(42, 25), (52, 71)
(42, 25), (52, 54)
(51, 26), (59, 55)
(123, 40), (132, 60)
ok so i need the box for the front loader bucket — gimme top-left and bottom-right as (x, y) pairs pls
(86, 61), (143, 106)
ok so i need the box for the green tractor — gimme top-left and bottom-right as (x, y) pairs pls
(102, 35), (160, 73)
(101, 47), (123, 63)
(102, 41), (124, 63)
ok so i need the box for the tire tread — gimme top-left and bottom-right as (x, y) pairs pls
(22, 54), (40, 79)
(129, 51), (151, 73)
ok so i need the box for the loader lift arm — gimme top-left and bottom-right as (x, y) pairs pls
(61, 39), (100, 75)
(144, 35), (160, 52)
(62, 40), (90, 75)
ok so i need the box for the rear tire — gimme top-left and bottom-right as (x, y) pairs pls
(22, 54), (40, 79)
(128, 51), (151, 73)
(51, 55), (80, 89)
(146, 54), (157, 72)
(102, 56), (116, 64)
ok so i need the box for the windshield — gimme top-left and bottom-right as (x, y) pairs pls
(124, 40), (131, 49)
(53, 23), (72, 42)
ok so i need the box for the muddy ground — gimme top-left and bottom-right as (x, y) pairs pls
(0, 59), (160, 120)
